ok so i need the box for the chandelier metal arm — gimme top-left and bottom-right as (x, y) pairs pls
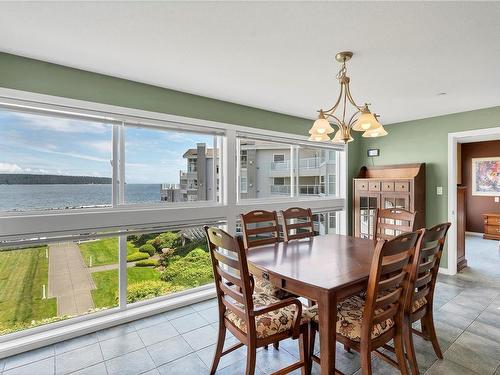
(344, 82), (365, 111)
(321, 82), (345, 115)
(323, 112), (343, 126)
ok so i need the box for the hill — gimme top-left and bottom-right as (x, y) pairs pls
(0, 174), (112, 185)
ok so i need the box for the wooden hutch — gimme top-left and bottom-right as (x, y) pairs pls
(353, 163), (426, 239)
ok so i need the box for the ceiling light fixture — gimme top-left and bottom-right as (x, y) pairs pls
(309, 51), (388, 144)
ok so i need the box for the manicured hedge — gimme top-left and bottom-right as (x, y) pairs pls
(160, 248), (213, 287)
(127, 252), (149, 262)
(139, 243), (156, 256)
(124, 280), (181, 303)
(135, 259), (159, 267)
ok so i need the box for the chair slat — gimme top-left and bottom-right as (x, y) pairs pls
(373, 304), (398, 325)
(420, 244), (439, 259)
(244, 226), (279, 236)
(213, 250), (240, 271)
(220, 280), (245, 304)
(381, 255), (411, 275)
(216, 265), (242, 288)
(378, 222), (413, 232)
(414, 273), (432, 289)
(418, 259), (435, 274)
(378, 270), (406, 292)
(413, 286), (430, 302)
(280, 207), (314, 242)
(374, 208), (416, 241)
(375, 288), (401, 310)
(221, 297), (246, 320)
(285, 222), (313, 231)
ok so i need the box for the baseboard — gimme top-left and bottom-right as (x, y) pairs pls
(465, 231), (483, 237)
(438, 267), (454, 275)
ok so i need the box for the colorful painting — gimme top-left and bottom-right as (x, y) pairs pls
(472, 157), (500, 196)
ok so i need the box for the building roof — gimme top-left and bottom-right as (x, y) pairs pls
(182, 148), (216, 158)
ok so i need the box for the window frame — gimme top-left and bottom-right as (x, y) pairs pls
(0, 88), (347, 348)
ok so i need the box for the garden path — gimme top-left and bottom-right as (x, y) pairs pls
(88, 262), (136, 273)
(48, 242), (95, 316)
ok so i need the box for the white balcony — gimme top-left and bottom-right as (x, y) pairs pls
(270, 184), (325, 195)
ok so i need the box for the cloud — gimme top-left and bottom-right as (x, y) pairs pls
(0, 162), (23, 173)
(10, 112), (110, 134)
(83, 140), (112, 154)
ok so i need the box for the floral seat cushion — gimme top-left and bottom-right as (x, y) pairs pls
(225, 293), (307, 339)
(254, 277), (297, 300)
(303, 295), (394, 342)
(412, 297), (427, 312)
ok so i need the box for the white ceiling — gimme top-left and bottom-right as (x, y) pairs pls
(1, 2), (500, 124)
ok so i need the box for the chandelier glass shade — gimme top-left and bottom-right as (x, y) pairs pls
(309, 51), (388, 144)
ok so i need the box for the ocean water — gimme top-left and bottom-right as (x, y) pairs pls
(0, 184), (163, 211)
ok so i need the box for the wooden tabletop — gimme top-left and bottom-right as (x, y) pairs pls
(246, 233), (377, 291)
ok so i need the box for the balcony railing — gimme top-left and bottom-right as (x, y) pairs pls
(270, 184), (325, 195)
(270, 157), (333, 171)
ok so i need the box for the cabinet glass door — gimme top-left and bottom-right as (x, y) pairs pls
(359, 195), (378, 239)
(380, 194), (410, 237)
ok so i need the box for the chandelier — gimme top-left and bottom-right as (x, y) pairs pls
(309, 51), (387, 144)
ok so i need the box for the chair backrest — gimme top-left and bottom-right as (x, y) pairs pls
(240, 210), (280, 249)
(405, 222), (451, 316)
(362, 230), (423, 343)
(374, 208), (416, 240)
(204, 226), (255, 335)
(280, 207), (314, 242)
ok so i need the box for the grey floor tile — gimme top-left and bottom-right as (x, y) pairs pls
(426, 358), (481, 375)
(160, 306), (196, 321)
(190, 299), (217, 312)
(147, 335), (193, 367)
(137, 321), (178, 346)
(477, 310), (500, 327)
(140, 370), (160, 375)
(182, 325), (219, 351)
(157, 353), (209, 375)
(170, 312), (210, 334)
(455, 331), (500, 360)
(99, 331), (145, 360)
(439, 301), (482, 320)
(467, 320), (500, 344)
(55, 343), (103, 375)
(196, 338), (246, 370)
(3, 357), (55, 375)
(444, 342), (500, 375)
(69, 362), (107, 375)
(132, 314), (169, 331)
(105, 348), (155, 375)
(4, 345), (54, 370)
(201, 307), (220, 324)
(255, 347), (297, 374)
(214, 360), (264, 375)
(435, 309), (476, 330)
(97, 323), (136, 342)
(55, 333), (99, 355)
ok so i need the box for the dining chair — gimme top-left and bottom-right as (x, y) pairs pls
(306, 230), (424, 375)
(204, 226), (310, 375)
(401, 222), (451, 375)
(374, 208), (416, 240)
(240, 209), (293, 349)
(280, 207), (314, 242)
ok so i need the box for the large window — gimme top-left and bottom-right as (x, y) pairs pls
(0, 109), (112, 212)
(0, 99), (345, 341)
(125, 126), (218, 205)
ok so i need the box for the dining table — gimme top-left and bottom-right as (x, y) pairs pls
(246, 233), (376, 375)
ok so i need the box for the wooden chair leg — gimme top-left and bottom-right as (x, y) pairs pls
(404, 320), (419, 375)
(394, 331), (410, 375)
(210, 322), (226, 375)
(245, 345), (257, 375)
(424, 311), (443, 359)
(360, 346), (372, 375)
(299, 327), (310, 375)
(343, 343), (351, 353)
(308, 326), (316, 372)
(273, 341), (280, 350)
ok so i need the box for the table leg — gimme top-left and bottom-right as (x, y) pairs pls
(318, 290), (337, 375)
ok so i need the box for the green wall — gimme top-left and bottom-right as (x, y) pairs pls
(355, 106), (500, 266)
(0, 52), (311, 134)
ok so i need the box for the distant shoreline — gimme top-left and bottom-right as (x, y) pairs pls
(0, 173), (112, 185)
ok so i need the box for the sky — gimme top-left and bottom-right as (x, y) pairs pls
(0, 109), (213, 184)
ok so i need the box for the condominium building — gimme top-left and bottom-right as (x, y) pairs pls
(161, 141), (337, 202)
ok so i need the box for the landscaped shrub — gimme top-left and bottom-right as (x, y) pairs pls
(126, 252), (149, 262)
(173, 237), (208, 257)
(128, 233), (158, 247)
(123, 280), (181, 303)
(160, 248), (213, 287)
(150, 232), (181, 251)
(135, 259), (159, 267)
(139, 243), (156, 256)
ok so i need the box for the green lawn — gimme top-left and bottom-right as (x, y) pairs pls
(80, 238), (138, 266)
(0, 247), (57, 331)
(91, 267), (161, 308)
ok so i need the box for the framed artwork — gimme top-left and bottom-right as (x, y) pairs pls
(472, 157), (500, 196)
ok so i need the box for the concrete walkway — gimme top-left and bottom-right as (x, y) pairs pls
(48, 242), (95, 316)
(89, 262), (136, 273)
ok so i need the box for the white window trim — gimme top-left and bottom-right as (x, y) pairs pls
(0, 87), (347, 355)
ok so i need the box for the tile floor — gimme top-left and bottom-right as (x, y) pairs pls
(1, 235), (499, 375)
